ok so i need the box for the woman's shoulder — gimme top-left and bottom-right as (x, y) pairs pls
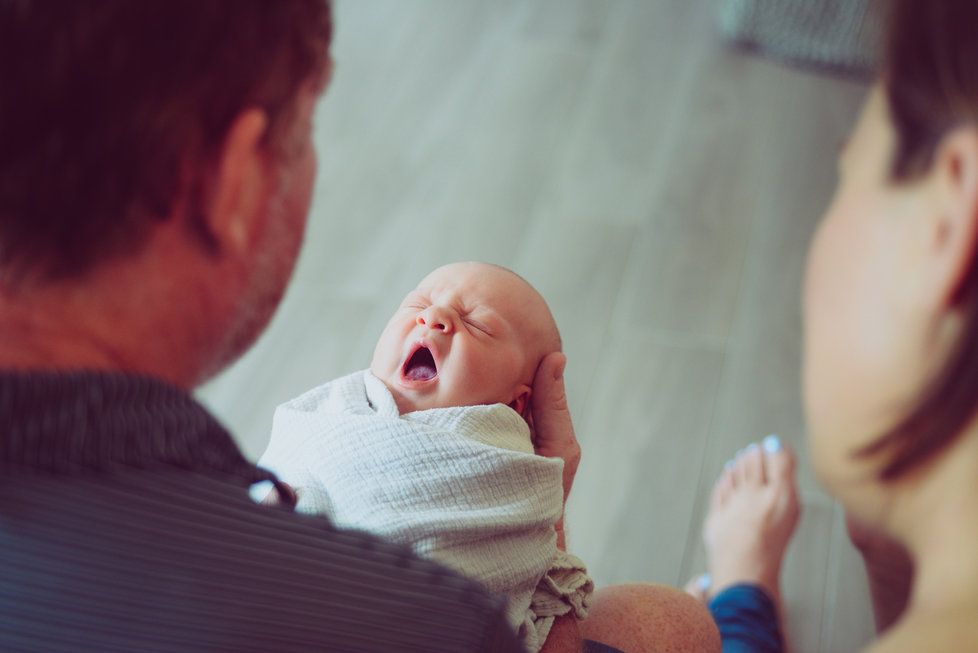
(865, 606), (978, 653)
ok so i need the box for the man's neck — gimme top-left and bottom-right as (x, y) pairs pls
(0, 211), (258, 391)
(0, 277), (202, 389)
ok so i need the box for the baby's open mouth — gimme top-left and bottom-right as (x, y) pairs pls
(402, 345), (437, 382)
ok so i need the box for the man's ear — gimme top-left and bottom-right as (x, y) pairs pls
(927, 126), (978, 310)
(509, 385), (532, 420)
(206, 109), (270, 254)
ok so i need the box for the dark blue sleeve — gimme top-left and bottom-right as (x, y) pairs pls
(708, 584), (785, 653)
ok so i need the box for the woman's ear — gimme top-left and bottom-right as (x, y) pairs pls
(205, 108), (270, 254)
(927, 126), (978, 309)
(509, 385), (532, 420)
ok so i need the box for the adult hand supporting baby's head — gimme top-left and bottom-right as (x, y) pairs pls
(530, 352), (581, 519)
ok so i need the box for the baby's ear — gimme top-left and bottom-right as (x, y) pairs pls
(509, 385), (532, 420)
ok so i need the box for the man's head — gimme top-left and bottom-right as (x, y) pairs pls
(370, 262), (562, 416)
(0, 1), (333, 385)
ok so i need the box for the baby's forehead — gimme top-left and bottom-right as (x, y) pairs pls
(417, 264), (532, 303)
(417, 264), (558, 347)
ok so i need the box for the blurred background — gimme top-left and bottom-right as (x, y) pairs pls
(200, 1), (876, 650)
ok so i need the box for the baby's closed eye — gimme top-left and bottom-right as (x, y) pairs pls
(463, 317), (492, 335)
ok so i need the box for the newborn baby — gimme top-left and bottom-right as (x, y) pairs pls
(258, 262), (592, 652)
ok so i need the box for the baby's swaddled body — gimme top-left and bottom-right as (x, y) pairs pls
(260, 369), (591, 651)
(260, 262), (594, 650)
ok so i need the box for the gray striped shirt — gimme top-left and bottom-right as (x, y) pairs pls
(0, 371), (522, 652)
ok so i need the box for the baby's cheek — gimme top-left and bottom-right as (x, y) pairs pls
(367, 348), (384, 375)
(442, 369), (487, 407)
(490, 356), (527, 404)
(369, 337), (399, 377)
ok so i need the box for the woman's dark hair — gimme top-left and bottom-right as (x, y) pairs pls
(0, 0), (332, 284)
(860, 0), (978, 480)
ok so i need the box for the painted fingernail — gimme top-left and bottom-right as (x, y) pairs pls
(724, 459), (734, 470)
(763, 434), (782, 453)
(746, 442), (759, 452)
(698, 573), (712, 590)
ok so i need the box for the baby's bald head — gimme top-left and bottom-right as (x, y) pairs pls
(431, 263), (560, 378)
(370, 261), (561, 415)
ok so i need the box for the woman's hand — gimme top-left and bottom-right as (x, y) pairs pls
(531, 352), (581, 548)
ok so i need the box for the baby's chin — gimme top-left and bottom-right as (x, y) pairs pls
(378, 376), (448, 415)
(390, 389), (466, 415)
(370, 365), (519, 415)
(388, 383), (513, 416)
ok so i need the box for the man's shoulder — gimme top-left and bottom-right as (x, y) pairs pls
(0, 467), (522, 652)
(179, 472), (524, 651)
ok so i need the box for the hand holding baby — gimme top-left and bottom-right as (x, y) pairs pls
(530, 350), (581, 543)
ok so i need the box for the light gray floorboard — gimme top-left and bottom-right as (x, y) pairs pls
(677, 56), (866, 652)
(199, 1), (875, 650)
(565, 336), (726, 588)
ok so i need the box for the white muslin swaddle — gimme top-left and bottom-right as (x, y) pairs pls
(258, 370), (592, 651)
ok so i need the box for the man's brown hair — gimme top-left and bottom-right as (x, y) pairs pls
(0, 0), (332, 284)
(859, 0), (978, 479)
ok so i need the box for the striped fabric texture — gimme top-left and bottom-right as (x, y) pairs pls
(0, 371), (521, 653)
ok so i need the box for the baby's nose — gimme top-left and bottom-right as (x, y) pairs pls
(417, 307), (453, 333)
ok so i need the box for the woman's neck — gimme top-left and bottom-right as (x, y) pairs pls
(893, 429), (978, 616)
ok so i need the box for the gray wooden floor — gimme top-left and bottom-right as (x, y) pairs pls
(198, 1), (874, 650)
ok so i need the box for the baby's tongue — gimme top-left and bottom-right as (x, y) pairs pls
(404, 347), (437, 381)
(406, 364), (436, 381)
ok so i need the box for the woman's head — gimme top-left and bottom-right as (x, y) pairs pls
(804, 0), (978, 525)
